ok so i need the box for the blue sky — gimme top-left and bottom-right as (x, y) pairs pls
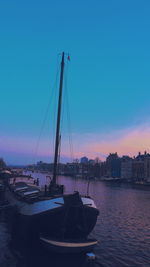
(1, 0), (150, 164)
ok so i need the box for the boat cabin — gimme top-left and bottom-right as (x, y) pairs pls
(10, 181), (40, 202)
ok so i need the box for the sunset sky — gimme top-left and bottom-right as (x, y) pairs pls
(1, 0), (150, 164)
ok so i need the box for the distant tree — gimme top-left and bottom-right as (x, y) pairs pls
(0, 158), (6, 169)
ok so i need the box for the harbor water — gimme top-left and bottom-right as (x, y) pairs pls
(0, 172), (150, 267)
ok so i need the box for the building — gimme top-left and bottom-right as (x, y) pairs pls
(80, 157), (89, 164)
(106, 153), (121, 178)
(132, 160), (144, 181)
(144, 157), (150, 182)
(121, 156), (133, 180)
(64, 162), (79, 176)
(132, 151), (150, 181)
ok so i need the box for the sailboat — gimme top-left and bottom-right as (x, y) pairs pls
(6, 52), (99, 253)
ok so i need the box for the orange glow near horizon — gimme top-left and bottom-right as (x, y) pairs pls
(2, 124), (150, 163)
(71, 125), (150, 160)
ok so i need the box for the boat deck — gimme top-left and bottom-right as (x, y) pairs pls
(8, 175), (50, 202)
(9, 176), (35, 186)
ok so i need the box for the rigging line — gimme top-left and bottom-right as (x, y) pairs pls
(57, 134), (61, 182)
(64, 59), (74, 162)
(33, 55), (60, 165)
(58, 59), (70, 163)
(59, 74), (65, 138)
(58, 60), (68, 163)
(61, 55), (69, 131)
(52, 72), (59, 157)
(64, 69), (73, 162)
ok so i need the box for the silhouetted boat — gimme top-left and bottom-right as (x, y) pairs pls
(6, 53), (99, 253)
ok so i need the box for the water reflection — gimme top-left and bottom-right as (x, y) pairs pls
(1, 171), (150, 267)
(8, 240), (100, 267)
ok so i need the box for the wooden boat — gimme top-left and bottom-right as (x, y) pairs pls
(6, 52), (99, 253)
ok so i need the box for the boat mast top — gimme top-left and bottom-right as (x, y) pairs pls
(52, 52), (65, 186)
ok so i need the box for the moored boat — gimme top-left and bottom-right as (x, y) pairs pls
(5, 53), (99, 253)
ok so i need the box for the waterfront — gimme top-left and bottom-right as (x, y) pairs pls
(0, 172), (150, 267)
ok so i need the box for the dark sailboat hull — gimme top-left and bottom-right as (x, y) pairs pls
(9, 190), (99, 253)
(12, 199), (99, 241)
(5, 176), (99, 253)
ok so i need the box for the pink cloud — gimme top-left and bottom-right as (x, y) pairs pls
(70, 124), (150, 160)
(1, 123), (150, 163)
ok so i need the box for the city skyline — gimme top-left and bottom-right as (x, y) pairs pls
(1, 1), (150, 164)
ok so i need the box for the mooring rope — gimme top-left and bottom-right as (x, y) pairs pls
(33, 55), (60, 166)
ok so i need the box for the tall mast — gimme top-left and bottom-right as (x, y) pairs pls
(52, 52), (65, 186)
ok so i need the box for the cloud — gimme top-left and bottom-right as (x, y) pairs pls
(1, 122), (150, 163)
(0, 134), (73, 164)
(71, 123), (150, 160)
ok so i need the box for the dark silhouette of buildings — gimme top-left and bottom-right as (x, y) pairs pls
(25, 151), (150, 182)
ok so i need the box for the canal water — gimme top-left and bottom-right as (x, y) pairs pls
(0, 172), (150, 267)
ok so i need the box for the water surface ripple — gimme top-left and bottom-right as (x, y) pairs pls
(0, 172), (150, 267)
